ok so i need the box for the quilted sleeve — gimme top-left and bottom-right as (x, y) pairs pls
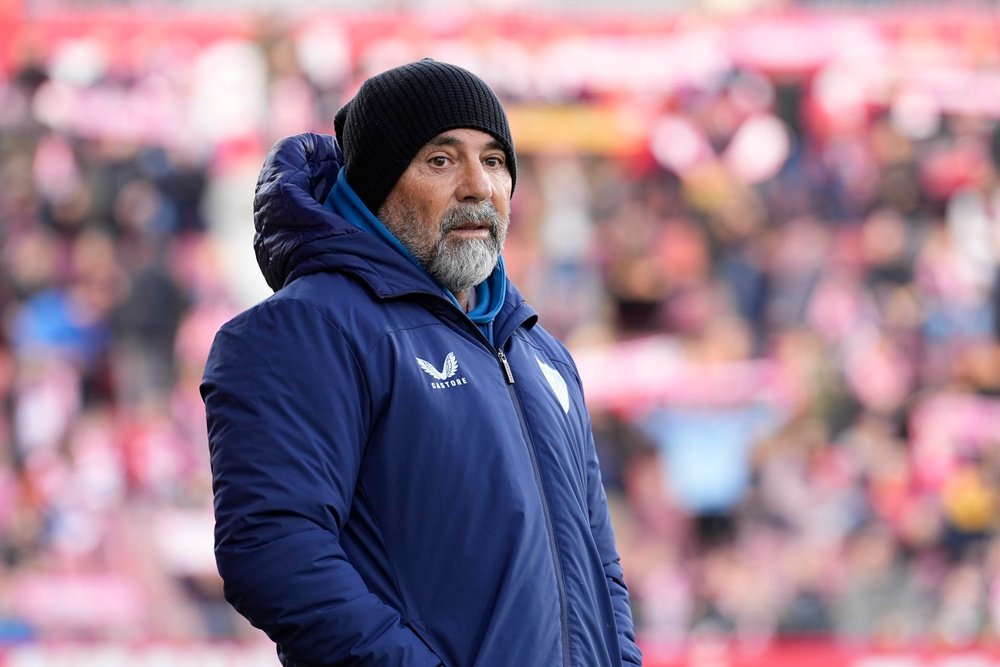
(202, 297), (443, 666)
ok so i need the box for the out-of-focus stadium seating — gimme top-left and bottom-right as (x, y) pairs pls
(1, 4), (999, 666)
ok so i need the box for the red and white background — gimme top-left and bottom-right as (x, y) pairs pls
(1, 0), (1000, 664)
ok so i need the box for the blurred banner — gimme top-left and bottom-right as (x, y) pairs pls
(641, 640), (1000, 667)
(3, 8), (999, 145)
(5, 640), (1000, 666)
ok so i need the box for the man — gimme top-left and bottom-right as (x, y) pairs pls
(202, 58), (642, 667)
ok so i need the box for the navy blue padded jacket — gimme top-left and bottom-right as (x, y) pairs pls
(201, 133), (642, 667)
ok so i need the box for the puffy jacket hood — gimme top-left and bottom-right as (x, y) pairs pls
(253, 132), (441, 297)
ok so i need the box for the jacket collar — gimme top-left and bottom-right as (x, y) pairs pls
(323, 171), (509, 337)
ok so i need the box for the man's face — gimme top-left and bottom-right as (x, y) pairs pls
(378, 128), (512, 295)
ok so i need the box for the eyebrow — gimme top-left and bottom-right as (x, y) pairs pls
(426, 134), (504, 152)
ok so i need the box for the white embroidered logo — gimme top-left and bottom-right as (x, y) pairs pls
(416, 352), (468, 389)
(536, 357), (570, 414)
(416, 352), (458, 380)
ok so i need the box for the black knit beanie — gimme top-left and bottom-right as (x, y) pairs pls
(333, 59), (516, 215)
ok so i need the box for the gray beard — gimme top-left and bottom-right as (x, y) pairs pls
(380, 200), (508, 295)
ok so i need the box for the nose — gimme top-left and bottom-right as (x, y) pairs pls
(456, 160), (493, 203)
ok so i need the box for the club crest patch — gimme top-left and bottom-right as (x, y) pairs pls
(536, 357), (570, 414)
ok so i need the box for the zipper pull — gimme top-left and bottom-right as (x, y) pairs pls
(497, 350), (515, 384)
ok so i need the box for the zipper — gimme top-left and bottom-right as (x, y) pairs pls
(497, 350), (515, 384)
(390, 290), (570, 663)
(498, 350), (572, 667)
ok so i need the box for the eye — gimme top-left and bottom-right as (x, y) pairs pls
(484, 155), (504, 169)
(428, 155), (451, 168)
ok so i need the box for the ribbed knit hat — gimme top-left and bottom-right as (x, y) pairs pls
(334, 59), (516, 214)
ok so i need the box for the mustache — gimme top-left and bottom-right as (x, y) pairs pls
(440, 202), (501, 235)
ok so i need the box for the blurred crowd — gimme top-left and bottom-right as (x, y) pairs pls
(1, 9), (1000, 656)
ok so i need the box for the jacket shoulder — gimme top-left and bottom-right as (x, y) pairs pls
(517, 323), (576, 368)
(218, 272), (371, 337)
